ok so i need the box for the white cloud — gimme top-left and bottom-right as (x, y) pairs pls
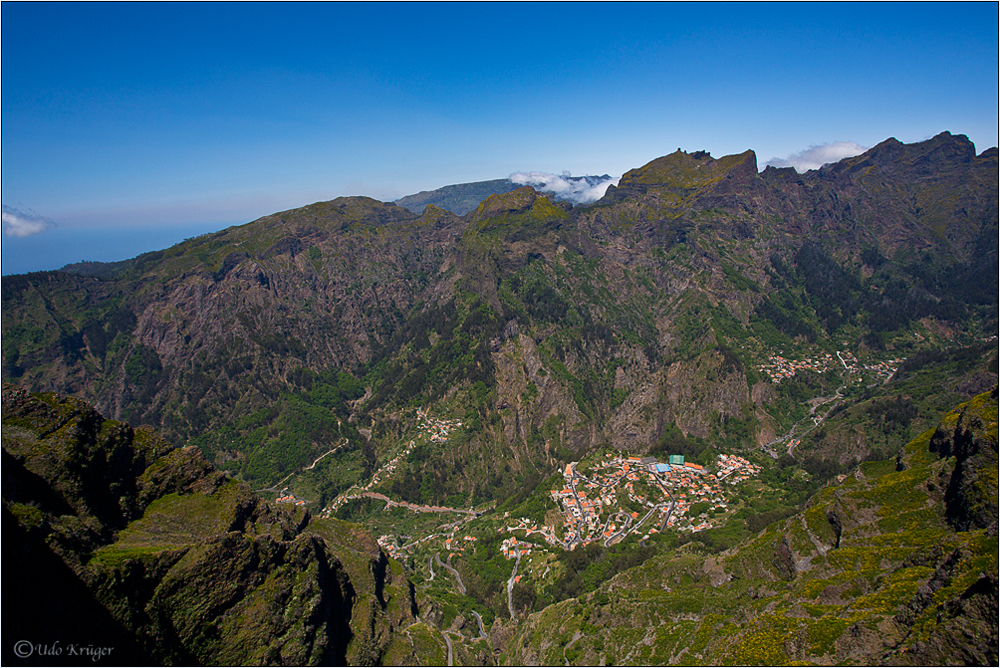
(764, 141), (868, 173)
(2, 205), (57, 237)
(509, 171), (620, 204)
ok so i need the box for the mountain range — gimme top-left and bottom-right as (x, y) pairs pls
(2, 130), (997, 665)
(393, 174), (615, 215)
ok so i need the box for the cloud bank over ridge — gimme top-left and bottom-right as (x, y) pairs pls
(765, 141), (869, 173)
(509, 171), (620, 204)
(2, 205), (57, 238)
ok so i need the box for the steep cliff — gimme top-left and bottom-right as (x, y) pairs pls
(2, 385), (418, 666)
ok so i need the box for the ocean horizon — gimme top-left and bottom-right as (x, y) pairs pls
(2, 221), (239, 276)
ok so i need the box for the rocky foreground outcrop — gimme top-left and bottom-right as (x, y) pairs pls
(2, 384), (417, 666)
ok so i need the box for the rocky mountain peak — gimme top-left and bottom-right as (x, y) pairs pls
(463, 186), (569, 237)
(617, 148), (757, 189)
(468, 185), (542, 221)
(857, 131), (978, 177)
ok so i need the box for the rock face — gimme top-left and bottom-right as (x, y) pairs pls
(2, 385), (416, 666)
(930, 387), (999, 533)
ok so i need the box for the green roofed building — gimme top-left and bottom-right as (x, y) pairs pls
(669, 455), (685, 465)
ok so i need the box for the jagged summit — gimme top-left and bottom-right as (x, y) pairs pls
(597, 148), (759, 210)
(835, 131), (977, 177)
(469, 186), (541, 220)
(465, 186), (570, 226)
(619, 148), (758, 188)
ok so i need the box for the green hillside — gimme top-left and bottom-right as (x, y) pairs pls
(3, 132), (998, 664)
(500, 388), (998, 665)
(4, 384), (995, 665)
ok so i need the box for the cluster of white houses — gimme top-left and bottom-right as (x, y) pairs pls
(377, 534), (402, 560)
(757, 353), (840, 383)
(275, 491), (307, 506)
(758, 350), (904, 384)
(500, 535), (538, 559)
(415, 408), (462, 443)
(715, 454), (762, 483)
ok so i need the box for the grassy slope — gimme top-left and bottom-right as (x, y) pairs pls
(499, 389), (998, 666)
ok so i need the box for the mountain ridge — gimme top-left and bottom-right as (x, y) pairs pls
(2, 383), (419, 665)
(394, 174), (615, 215)
(3, 132), (995, 482)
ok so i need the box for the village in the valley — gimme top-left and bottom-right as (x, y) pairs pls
(339, 405), (765, 569)
(365, 433), (766, 614)
(307, 345), (916, 599)
(757, 349), (905, 385)
(264, 341), (951, 622)
(304, 345), (910, 568)
(294, 345), (915, 587)
(497, 451), (762, 562)
(291, 389), (808, 619)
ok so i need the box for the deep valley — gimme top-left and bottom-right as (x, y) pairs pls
(3, 131), (997, 666)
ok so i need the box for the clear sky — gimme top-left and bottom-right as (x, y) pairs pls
(2, 2), (997, 274)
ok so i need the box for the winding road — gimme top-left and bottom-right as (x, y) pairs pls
(257, 440), (348, 494)
(654, 473), (678, 532)
(762, 365), (852, 458)
(506, 551), (522, 620)
(435, 552), (466, 595)
(340, 491), (481, 516)
(471, 611), (488, 640)
(442, 632), (454, 666)
(305, 441), (346, 470)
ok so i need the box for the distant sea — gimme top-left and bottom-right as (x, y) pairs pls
(1, 222), (239, 276)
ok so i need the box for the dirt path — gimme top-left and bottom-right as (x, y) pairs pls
(257, 440), (347, 493)
(305, 440), (346, 470)
(764, 379), (849, 457)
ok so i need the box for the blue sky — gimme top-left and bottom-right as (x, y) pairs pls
(2, 2), (997, 274)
